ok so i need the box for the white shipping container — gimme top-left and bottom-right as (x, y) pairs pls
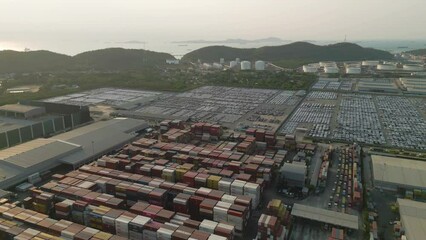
(115, 216), (131, 237)
(97, 159), (106, 167)
(218, 180), (232, 194)
(157, 227), (174, 240)
(221, 194), (236, 204)
(200, 220), (218, 233)
(208, 234), (228, 240)
(183, 187), (197, 195)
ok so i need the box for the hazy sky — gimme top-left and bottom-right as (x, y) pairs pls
(1, 0), (426, 54)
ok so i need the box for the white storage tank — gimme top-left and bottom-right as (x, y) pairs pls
(377, 64), (397, 71)
(255, 60), (265, 71)
(320, 61), (337, 67)
(403, 64), (424, 71)
(303, 65), (318, 73)
(324, 66), (339, 74)
(346, 67), (361, 74)
(362, 60), (379, 66)
(241, 61), (251, 70)
(229, 61), (238, 68)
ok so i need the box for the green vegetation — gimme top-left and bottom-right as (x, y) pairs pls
(182, 42), (393, 68)
(406, 48), (426, 56)
(0, 48), (175, 73)
(201, 70), (316, 90)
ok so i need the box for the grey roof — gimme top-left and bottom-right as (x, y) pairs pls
(57, 118), (148, 165)
(0, 118), (148, 189)
(280, 162), (307, 175)
(0, 139), (80, 169)
(292, 203), (359, 230)
(0, 104), (43, 113)
(397, 198), (426, 240)
(372, 155), (426, 189)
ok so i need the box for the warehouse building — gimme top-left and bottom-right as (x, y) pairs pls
(292, 203), (359, 230)
(397, 198), (426, 240)
(0, 118), (148, 189)
(372, 155), (426, 192)
(0, 102), (91, 149)
(279, 162), (307, 188)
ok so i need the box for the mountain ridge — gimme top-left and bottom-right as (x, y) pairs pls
(182, 42), (393, 65)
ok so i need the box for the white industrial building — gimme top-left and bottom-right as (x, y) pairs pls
(372, 155), (426, 192)
(397, 198), (426, 240)
(403, 64), (424, 71)
(345, 64), (362, 74)
(324, 66), (339, 74)
(361, 60), (379, 66)
(377, 63), (397, 71)
(303, 64), (319, 73)
(399, 78), (426, 94)
(0, 118), (148, 189)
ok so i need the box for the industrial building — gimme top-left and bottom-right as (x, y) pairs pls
(291, 203), (359, 230)
(279, 162), (307, 188)
(0, 102), (91, 149)
(0, 118), (148, 189)
(372, 155), (426, 192)
(399, 78), (426, 94)
(357, 80), (399, 93)
(397, 198), (426, 240)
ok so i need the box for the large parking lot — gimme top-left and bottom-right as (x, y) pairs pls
(280, 91), (426, 150)
(131, 86), (303, 130)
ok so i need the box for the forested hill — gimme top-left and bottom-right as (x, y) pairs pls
(0, 48), (176, 73)
(406, 49), (426, 56)
(182, 42), (393, 65)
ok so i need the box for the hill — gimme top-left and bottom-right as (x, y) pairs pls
(0, 50), (71, 73)
(72, 48), (175, 71)
(0, 48), (176, 73)
(406, 49), (426, 56)
(182, 42), (393, 67)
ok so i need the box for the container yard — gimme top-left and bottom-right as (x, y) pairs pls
(0, 117), (370, 240)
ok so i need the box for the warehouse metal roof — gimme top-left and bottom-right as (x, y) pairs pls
(0, 139), (80, 169)
(372, 155), (426, 189)
(0, 118), (148, 189)
(292, 203), (359, 230)
(397, 198), (426, 240)
(56, 118), (147, 165)
(0, 104), (43, 113)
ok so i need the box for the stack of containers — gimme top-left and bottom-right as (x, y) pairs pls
(173, 193), (190, 214)
(33, 192), (54, 215)
(115, 213), (136, 237)
(256, 214), (286, 240)
(128, 215), (151, 239)
(55, 200), (73, 220)
(244, 183), (260, 209)
(218, 179), (232, 194)
(213, 202), (231, 223)
(161, 168), (176, 183)
(231, 180), (245, 196)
